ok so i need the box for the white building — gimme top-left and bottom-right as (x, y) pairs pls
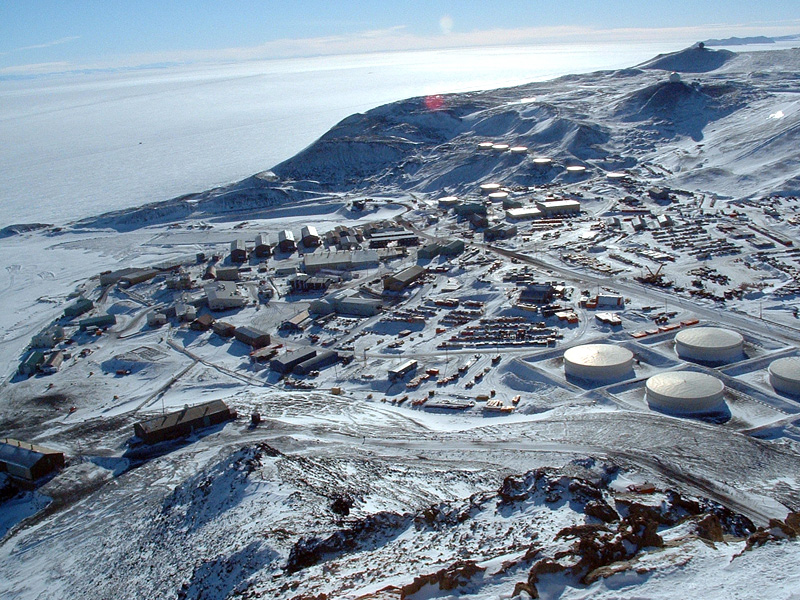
(204, 281), (248, 311)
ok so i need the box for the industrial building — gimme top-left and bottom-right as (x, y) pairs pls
(293, 350), (341, 375)
(506, 207), (543, 220)
(19, 351), (44, 376)
(254, 233), (272, 258)
(282, 309), (312, 331)
(230, 239), (247, 263)
(271, 348), (317, 374)
(79, 314), (117, 331)
(389, 359), (418, 381)
(674, 327), (744, 363)
(563, 344), (634, 382)
(41, 351), (64, 374)
(0, 438), (65, 481)
(64, 297), (94, 318)
(368, 231), (420, 248)
(768, 357), (800, 396)
(291, 274), (334, 292)
(310, 289), (382, 317)
(119, 269), (160, 288)
(383, 265), (425, 292)
(303, 249), (379, 274)
(215, 266), (240, 281)
(519, 284), (555, 304)
(454, 203), (487, 217)
(278, 230), (297, 253)
(646, 371), (726, 414)
(234, 326), (271, 349)
(133, 400), (237, 445)
(32, 325), (65, 349)
(535, 199), (581, 216)
(301, 225), (321, 247)
(484, 223), (518, 241)
(205, 281), (248, 311)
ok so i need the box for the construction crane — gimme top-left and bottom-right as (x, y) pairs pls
(635, 263), (673, 288)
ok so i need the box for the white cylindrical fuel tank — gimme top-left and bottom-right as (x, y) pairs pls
(646, 371), (726, 414)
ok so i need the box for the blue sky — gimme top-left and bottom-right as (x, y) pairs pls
(2, 1), (799, 75)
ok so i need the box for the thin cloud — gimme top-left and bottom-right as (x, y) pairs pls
(16, 36), (81, 52)
(5, 20), (800, 77)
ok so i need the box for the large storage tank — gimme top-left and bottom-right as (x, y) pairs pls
(564, 344), (634, 382)
(646, 371), (726, 414)
(768, 357), (800, 396)
(675, 327), (744, 363)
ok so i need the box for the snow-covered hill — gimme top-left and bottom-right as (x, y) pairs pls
(3, 44), (800, 600)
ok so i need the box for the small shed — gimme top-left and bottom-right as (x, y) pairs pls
(190, 314), (215, 331)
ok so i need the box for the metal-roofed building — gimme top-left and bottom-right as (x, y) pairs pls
(231, 239), (247, 263)
(383, 265), (425, 292)
(0, 438), (65, 481)
(278, 230), (297, 253)
(205, 281), (247, 311)
(271, 348), (317, 374)
(19, 351), (45, 376)
(64, 297), (94, 318)
(535, 199), (581, 216)
(234, 326), (271, 349)
(133, 400), (237, 445)
(79, 314), (117, 331)
(301, 225), (321, 247)
(254, 233), (272, 258)
(293, 350), (341, 375)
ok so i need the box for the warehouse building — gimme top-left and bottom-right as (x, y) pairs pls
(119, 269), (160, 288)
(79, 314), (117, 331)
(535, 199), (581, 216)
(271, 348), (317, 374)
(234, 326), (271, 349)
(0, 438), (65, 481)
(205, 281), (248, 311)
(310, 289), (382, 317)
(32, 325), (65, 349)
(293, 350), (341, 375)
(133, 400), (237, 445)
(389, 359), (418, 381)
(384, 265), (425, 292)
(368, 231), (420, 248)
(64, 297), (94, 318)
(19, 351), (45, 376)
(303, 250), (380, 274)
(506, 207), (543, 220)
(484, 223), (518, 241)
(454, 203), (488, 217)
